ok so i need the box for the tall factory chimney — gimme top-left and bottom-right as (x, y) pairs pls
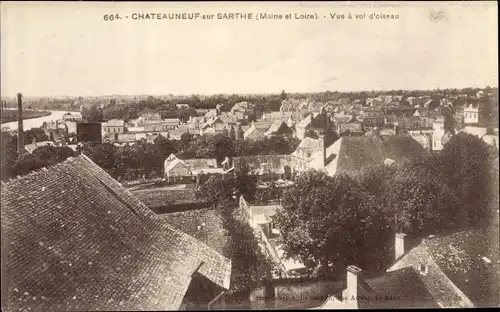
(17, 93), (25, 154)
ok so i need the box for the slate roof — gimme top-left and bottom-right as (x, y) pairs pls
(423, 229), (500, 307)
(263, 120), (288, 136)
(253, 120), (275, 130)
(160, 208), (229, 258)
(292, 137), (321, 160)
(233, 155), (291, 175)
(1, 155), (231, 311)
(296, 115), (312, 128)
(244, 127), (266, 141)
(166, 155), (219, 174)
(335, 135), (427, 175)
(319, 267), (439, 309)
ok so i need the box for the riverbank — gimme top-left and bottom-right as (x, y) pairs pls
(1, 109), (51, 124)
(1, 110), (72, 131)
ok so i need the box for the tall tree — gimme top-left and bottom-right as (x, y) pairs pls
(275, 170), (391, 278)
(440, 132), (493, 226)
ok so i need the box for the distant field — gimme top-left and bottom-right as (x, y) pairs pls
(1, 110), (51, 124)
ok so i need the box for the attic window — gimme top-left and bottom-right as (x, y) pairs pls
(418, 263), (428, 275)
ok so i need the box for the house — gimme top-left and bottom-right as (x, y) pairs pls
(323, 135), (428, 176)
(144, 122), (169, 132)
(230, 101), (256, 121)
(116, 133), (136, 143)
(295, 115), (313, 140)
(102, 119), (125, 134)
(336, 115), (363, 134)
(464, 104), (480, 124)
(167, 125), (191, 140)
(280, 99), (301, 113)
(232, 155), (292, 177)
(164, 154), (223, 182)
(432, 117), (453, 151)
(316, 265), (439, 309)
(290, 136), (328, 172)
(176, 103), (190, 109)
(0, 155), (231, 311)
(219, 112), (239, 126)
(308, 109), (333, 136)
(163, 118), (182, 128)
(140, 112), (163, 124)
(244, 120), (275, 140)
(408, 131), (433, 150)
(200, 116), (227, 135)
(318, 227), (500, 309)
(65, 121), (77, 134)
(261, 111), (294, 127)
(459, 126), (499, 148)
(387, 230), (500, 307)
(263, 120), (292, 137)
(126, 126), (145, 133)
(187, 116), (206, 130)
(62, 112), (83, 122)
(23, 141), (56, 154)
(361, 111), (386, 129)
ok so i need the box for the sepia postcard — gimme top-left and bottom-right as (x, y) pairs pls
(1, 1), (498, 311)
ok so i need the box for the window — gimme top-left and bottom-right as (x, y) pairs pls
(418, 263), (428, 275)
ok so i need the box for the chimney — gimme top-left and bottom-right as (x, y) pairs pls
(426, 134), (433, 152)
(395, 233), (407, 260)
(342, 265), (362, 308)
(17, 93), (25, 154)
(318, 135), (326, 167)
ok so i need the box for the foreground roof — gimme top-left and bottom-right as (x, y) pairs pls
(422, 229), (500, 306)
(1, 155), (231, 311)
(317, 267), (439, 309)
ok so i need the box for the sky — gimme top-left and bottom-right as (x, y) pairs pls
(1, 1), (498, 97)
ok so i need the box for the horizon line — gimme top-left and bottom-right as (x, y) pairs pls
(1, 84), (498, 99)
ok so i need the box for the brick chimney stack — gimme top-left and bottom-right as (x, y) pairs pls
(17, 93), (25, 154)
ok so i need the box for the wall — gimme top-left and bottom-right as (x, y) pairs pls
(167, 162), (192, 177)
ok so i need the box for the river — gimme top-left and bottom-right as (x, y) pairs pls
(1, 110), (74, 131)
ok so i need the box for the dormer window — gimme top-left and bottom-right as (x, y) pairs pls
(418, 263), (428, 275)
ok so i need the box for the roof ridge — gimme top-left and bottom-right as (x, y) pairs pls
(3, 155), (81, 186)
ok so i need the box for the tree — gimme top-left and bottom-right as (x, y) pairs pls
(280, 90), (287, 101)
(275, 170), (391, 278)
(24, 128), (49, 144)
(196, 173), (238, 205)
(384, 164), (460, 236)
(440, 132), (493, 226)
(1, 131), (18, 180)
(89, 143), (117, 172)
